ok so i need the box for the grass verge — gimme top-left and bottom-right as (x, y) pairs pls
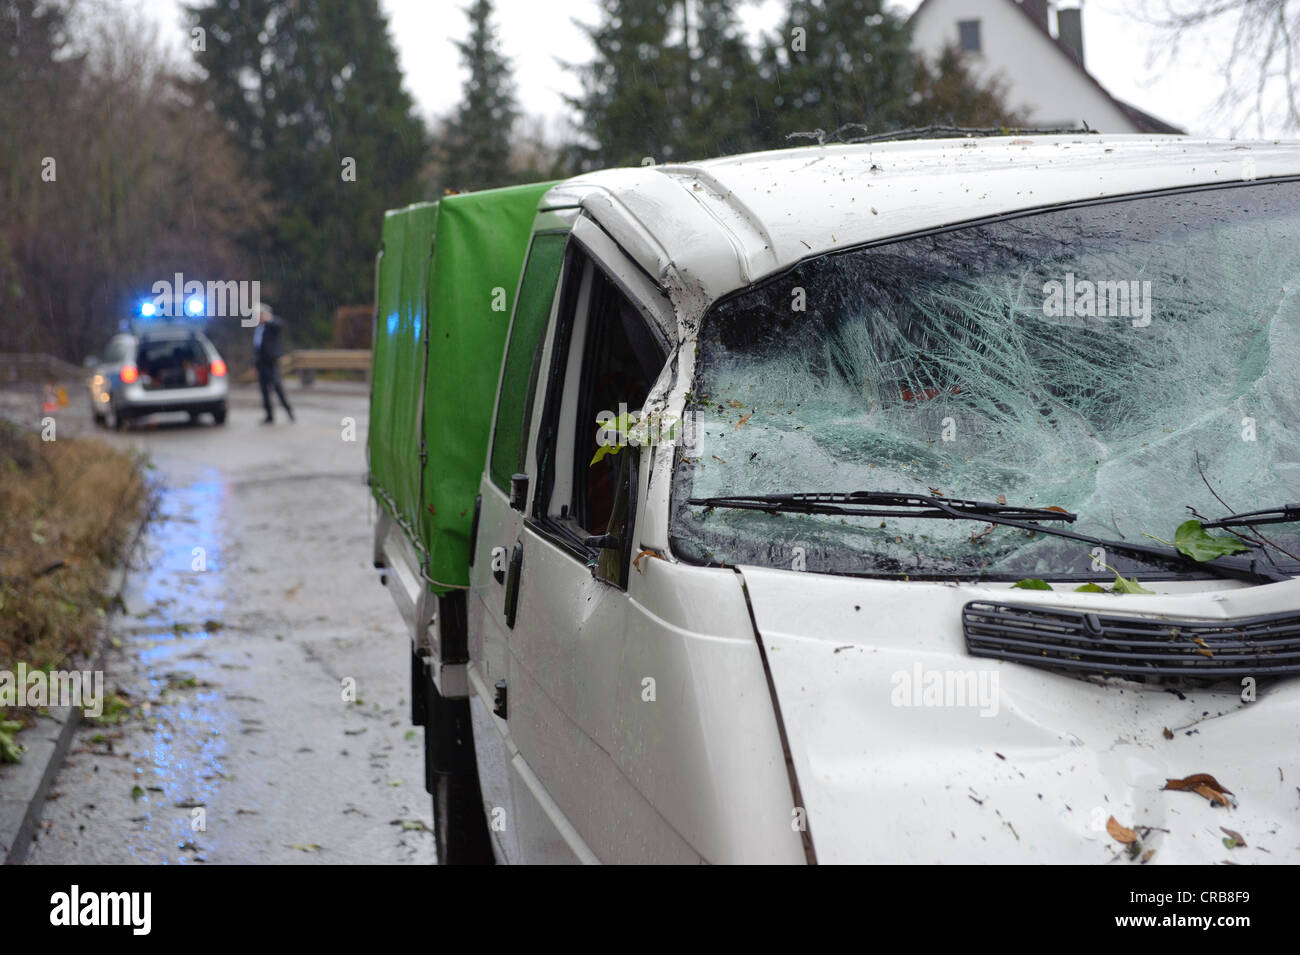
(0, 419), (147, 763)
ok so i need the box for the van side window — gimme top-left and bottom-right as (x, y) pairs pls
(539, 246), (666, 538)
(489, 232), (567, 492)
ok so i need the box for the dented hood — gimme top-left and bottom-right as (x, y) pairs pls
(738, 566), (1300, 864)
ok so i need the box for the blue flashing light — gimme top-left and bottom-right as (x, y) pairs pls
(186, 297), (204, 316)
(140, 301), (157, 317)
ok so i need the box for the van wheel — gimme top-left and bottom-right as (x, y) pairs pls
(424, 671), (494, 865)
(432, 761), (494, 865)
(212, 407), (227, 425)
(109, 405), (127, 431)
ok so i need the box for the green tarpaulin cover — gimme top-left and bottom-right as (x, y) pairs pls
(369, 181), (554, 592)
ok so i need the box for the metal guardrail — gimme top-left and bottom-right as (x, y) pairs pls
(0, 353), (88, 388)
(237, 349), (372, 386)
(284, 349), (371, 373)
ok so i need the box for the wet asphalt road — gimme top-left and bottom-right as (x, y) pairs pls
(23, 382), (435, 864)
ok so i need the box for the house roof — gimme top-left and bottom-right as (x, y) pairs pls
(910, 0), (1187, 135)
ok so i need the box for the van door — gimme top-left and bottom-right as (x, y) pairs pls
(467, 218), (572, 863)
(489, 220), (709, 862)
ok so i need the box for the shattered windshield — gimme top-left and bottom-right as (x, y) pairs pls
(670, 180), (1300, 580)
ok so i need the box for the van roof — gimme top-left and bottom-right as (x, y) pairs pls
(545, 134), (1300, 311)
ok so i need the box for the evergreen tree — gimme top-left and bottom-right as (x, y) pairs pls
(567, 0), (689, 168)
(683, 0), (763, 159)
(569, 0), (767, 168)
(186, 0), (428, 342)
(910, 45), (1025, 129)
(442, 0), (519, 192)
(755, 0), (916, 145)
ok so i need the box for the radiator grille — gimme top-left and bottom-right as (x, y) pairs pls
(963, 601), (1300, 677)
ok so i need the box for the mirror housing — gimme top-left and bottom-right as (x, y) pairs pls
(509, 473), (529, 512)
(588, 446), (638, 588)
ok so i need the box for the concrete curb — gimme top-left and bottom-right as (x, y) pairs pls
(0, 705), (81, 863)
(0, 512), (142, 864)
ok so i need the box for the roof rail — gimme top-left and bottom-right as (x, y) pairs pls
(785, 122), (1100, 146)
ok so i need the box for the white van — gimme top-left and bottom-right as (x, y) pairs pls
(372, 135), (1300, 864)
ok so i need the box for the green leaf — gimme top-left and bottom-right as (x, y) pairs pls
(1011, 578), (1052, 591)
(131, 784), (144, 800)
(1074, 582), (1106, 593)
(1111, 574), (1155, 595)
(1173, 519), (1251, 562)
(589, 444), (619, 466)
(0, 721), (24, 764)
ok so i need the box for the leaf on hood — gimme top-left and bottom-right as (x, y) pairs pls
(1194, 783), (1233, 807)
(1075, 582), (1106, 593)
(1162, 727), (1174, 740)
(1220, 826), (1246, 848)
(1163, 773), (1234, 807)
(1106, 816), (1138, 845)
(734, 412), (753, 430)
(1011, 578), (1053, 590)
(1173, 519), (1251, 562)
(1111, 574), (1155, 595)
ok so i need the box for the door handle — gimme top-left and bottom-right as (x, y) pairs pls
(503, 539), (523, 628)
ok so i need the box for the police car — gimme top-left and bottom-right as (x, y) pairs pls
(86, 301), (229, 429)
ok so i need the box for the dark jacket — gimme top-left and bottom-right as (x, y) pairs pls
(254, 317), (286, 367)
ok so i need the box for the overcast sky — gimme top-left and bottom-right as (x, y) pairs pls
(137, 0), (1256, 139)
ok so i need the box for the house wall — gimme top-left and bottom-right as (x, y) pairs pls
(911, 0), (1141, 132)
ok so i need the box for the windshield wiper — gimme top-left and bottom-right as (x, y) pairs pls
(1202, 504), (1300, 528)
(686, 491), (1076, 522)
(686, 491), (1287, 584)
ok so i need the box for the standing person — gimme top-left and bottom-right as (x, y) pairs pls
(253, 303), (294, 424)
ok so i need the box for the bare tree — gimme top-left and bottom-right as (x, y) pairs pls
(0, 2), (270, 360)
(1141, 0), (1300, 134)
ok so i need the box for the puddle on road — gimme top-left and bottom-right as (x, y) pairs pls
(113, 468), (234, 863)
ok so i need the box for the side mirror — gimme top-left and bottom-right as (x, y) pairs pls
(587, 446), (638, 588)
(509, 473), (529, 512)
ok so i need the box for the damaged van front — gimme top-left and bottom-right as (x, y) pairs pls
(375, 135), (1300, 863)
(665, 168), (1300, 863)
